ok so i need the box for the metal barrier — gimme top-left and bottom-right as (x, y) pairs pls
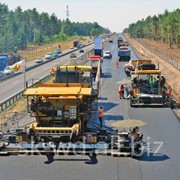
(0, 75), (52, 113)
(0, 90), (24, 113)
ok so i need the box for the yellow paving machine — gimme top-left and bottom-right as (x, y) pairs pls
(130, 69), (166, 106)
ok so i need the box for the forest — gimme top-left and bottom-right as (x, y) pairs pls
(0, 3), (110, 53)
(125, 9), (180, 48)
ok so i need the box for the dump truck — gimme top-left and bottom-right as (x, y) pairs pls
(118, 46), (131, 61)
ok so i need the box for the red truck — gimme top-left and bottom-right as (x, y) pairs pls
(73, 39), (79, 48)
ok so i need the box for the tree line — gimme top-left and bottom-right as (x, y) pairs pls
(0, 3), (110, 53)
(125, 9), (180, 48)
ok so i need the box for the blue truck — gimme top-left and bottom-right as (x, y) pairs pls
(118, 46), (131, 61)
(94, 37), (103, 56)
(0, 54), (21, 72)
(0, 55), (8, 72)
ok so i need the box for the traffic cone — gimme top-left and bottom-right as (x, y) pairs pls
(116, 59), (118, 68)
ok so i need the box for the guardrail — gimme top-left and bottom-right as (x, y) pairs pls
(0, 75), (52, 113)
(0, 42), (94, 83)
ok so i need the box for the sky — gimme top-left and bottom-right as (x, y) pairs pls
(0, 0), (180, 32)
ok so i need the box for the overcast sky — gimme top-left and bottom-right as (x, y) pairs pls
(1, 0), (180, 32)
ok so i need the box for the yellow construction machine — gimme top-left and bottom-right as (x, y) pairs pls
(24, 86), (95, 142)
(124, 59), (155, 76)
(24, 65), (98, 142)
(130, 69), (166, 106)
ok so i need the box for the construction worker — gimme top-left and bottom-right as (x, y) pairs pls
(29, 99), (36, 112)
(167, 86), (172, 97)
(98, 107), (104, 128)
(162, 86), (167, 107)
(78, 68), (84, 77)
(131, 128), (138, 141)
(149, 75), (156, 93)
(50, 68), (56, 75)
(118, 85), (125, 99)
(160, 76), (166, 87)
(167, 86), (173, 107)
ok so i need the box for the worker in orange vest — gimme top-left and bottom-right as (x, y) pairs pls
(50, 68), (55, 75)
(167, 86), (172, 97)
(98, 107), (104, 128)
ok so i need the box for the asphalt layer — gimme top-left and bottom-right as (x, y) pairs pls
(0, 40), (180, 180)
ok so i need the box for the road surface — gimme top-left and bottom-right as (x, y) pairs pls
(0, 38), (180, 180)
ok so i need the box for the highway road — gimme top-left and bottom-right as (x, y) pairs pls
(0, 44), (94, 102)
(0, 38), (180, 180)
